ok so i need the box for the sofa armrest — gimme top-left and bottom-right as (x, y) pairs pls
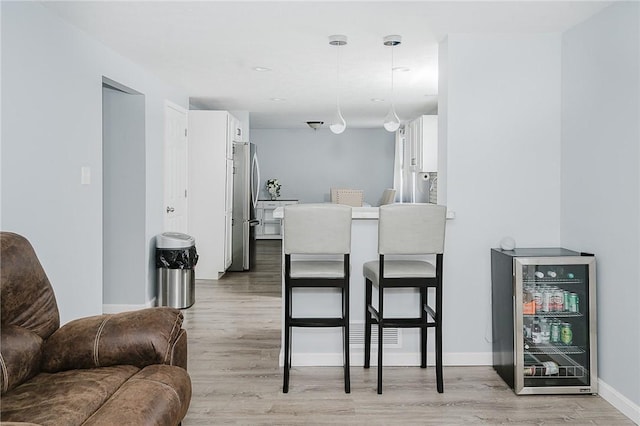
(41, 307), (187, 373)
(1, 325), (43, 394)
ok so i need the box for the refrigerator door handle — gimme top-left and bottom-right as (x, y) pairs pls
(251, 152), (260, 209)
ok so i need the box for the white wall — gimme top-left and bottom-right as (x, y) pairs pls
(251, 128), (395, 205)
(1, 2), (188, 323)
(440, 34), (562, 356)
(561, 1), (640, 415)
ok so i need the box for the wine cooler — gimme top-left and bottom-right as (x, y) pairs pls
(491, 248), (597, 395)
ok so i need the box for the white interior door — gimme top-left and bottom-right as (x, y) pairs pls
(164, 101), (188, 232)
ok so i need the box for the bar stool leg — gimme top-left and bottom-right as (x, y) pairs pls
(436, 282), (444, 393)
(377, 287), (384, 395)
(344, 280), (351, 393)
(420, 286), (427, 369)
(364, 278), (372, 369)
(436, 257), (444, 393)
(283, 284), (291, 393)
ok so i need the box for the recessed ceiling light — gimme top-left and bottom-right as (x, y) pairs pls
(393, 67), (411, 72)
(270, 97), (286, 102)
(370, 98), (385, 102)
(253, 66), (272, 72)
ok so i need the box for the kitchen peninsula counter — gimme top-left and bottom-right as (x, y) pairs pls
(272, 205), (378, 220)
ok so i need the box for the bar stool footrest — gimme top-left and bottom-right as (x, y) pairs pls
(289, 317), (346, 327)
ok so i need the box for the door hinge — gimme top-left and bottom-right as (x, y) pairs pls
(184, 189), (188, 198)
(233, 166), (237, 174)
(184, 128), (188, 137)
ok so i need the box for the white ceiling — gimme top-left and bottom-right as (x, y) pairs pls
(44, 1), (612, 129)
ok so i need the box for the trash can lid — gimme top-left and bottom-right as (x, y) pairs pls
(156, 232), (196, 249)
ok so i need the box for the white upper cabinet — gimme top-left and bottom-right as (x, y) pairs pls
(421, 115), (438, 173)
(406, 115), (438, 173)
(231, 116), (243, 142)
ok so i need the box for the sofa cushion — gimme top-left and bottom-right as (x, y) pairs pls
(0, 325), (43, 395)
(41, 308), (184, 373)
(82, 365), (191, 426)
(0, 365), (139, 425)
(0, 233), (60, 339)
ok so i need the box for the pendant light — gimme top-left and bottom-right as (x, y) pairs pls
(383, 35), (402, 132)
(329, 35), (347, 134)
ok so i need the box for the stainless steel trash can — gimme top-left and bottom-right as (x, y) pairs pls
(156, 232), (198, 309)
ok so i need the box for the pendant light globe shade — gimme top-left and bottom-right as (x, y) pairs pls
(329, 108), (347, 134)
(383, 106), (401, 132)
(329, 35), (348, 135)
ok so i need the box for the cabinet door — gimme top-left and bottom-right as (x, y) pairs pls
(409, 118), (422, 171)
(225, 159), (234, 216)
(421, 115), (438, 172)
(224, 159), (234, 269)
(224, 212), (232, 269)
(255, 207), (264, 237)
(225, 114), (234, 160)
(233, 119), (243, 142)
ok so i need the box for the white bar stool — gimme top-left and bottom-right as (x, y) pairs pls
(363, 203), (447, 394)
(282, 203), (352, 393)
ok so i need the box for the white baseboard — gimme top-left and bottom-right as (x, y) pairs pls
(102, 298), (156, 314)
(281, 351), (492, 367)
(598, 378), (640, 425)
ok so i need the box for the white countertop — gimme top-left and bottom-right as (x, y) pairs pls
(273, 205), (455, 220)
(272, 205), (379, 220)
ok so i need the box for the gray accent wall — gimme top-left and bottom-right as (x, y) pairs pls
(250, 128), (395, 205)
(561, 1), (640, 409)
(439, 33), (562, 358)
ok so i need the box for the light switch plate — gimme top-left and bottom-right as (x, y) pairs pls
(81, 166), (91, 185)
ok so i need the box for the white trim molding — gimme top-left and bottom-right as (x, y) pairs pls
(598, 379), (640, 425)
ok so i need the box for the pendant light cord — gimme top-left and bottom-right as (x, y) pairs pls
(336, 43), (341, 108)
(390, 44), (395, 107)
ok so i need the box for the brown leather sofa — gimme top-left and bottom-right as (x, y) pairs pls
(0, 232), (192, 425)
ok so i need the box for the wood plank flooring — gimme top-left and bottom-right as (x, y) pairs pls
(181, 240), (632, 425)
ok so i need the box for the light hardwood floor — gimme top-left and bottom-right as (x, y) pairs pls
(181, 240), (631, 425)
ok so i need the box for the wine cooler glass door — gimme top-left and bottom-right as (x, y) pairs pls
(514, 256), (597, 394)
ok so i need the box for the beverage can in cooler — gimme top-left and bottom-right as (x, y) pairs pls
(561, 322), (573, 345)
(533, 290), (542, 313)
(568, 293), (579, 313)
(553, 290), (564, 312)
(541, 290), (551, 312)
(550, 321), (561, 343)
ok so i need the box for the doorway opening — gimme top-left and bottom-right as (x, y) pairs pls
(102, 77), (145, 311)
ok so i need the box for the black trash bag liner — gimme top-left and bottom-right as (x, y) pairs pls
(156, 246), (199, 269)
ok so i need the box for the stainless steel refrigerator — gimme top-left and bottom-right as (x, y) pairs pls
(229, 142), (260, 271)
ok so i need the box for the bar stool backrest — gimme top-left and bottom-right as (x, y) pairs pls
(378, 203), (446, 255)
(283, 204), (352, 255)
(379, 188), (396, 206)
